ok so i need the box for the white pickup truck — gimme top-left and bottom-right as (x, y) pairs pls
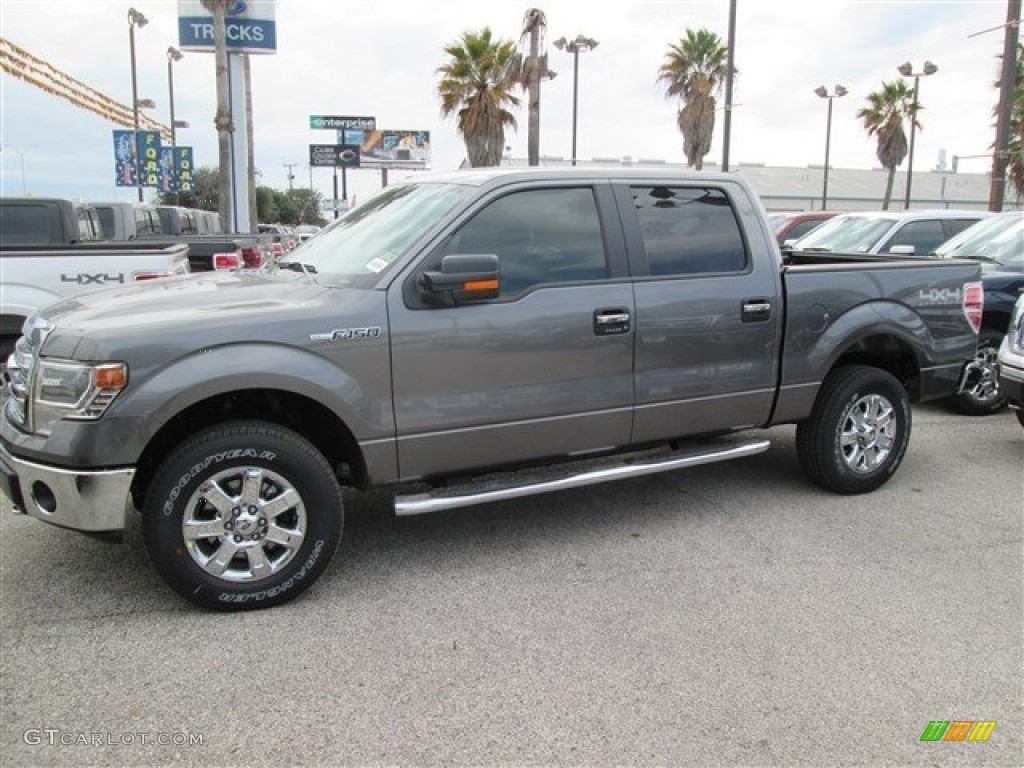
(0, 241), (190, 358)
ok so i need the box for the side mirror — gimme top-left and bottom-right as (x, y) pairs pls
(420, 253), (500, 305)
(888, 244), (917, 256)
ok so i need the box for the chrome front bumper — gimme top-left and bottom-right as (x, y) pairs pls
(0, 442), (134, 533)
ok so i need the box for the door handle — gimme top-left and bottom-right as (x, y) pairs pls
(741, 298), (772, 323)
(595, 312), (630, 325)
(594, 308), (631, 336)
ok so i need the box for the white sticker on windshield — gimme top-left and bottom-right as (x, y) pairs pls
(365, 258), (389, 274)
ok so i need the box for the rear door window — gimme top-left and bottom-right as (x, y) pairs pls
(629, 186), (747, 276)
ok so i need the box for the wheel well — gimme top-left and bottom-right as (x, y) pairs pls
(830, 334), (921, 400)
(131, 388), (368, 504)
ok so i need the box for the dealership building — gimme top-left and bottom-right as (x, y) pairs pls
(500, 154), (1016, 212)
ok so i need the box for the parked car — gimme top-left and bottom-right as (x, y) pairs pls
(0, 241), (189, 359)
(766, 211), (839, 246)
(0, 196), (102, 245)
(194, 209), (223, 235)
(91, 201), (164, 240)
(996, 294), (1024, 428)
(789, 209), (988, 256)
(933, 211), (1024, 414)
(154, 205), (200, 236)
(294, 224), (322, 244)
(259, 223), (297, 252)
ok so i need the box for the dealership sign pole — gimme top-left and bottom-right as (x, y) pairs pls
(177, 0), (277, 232)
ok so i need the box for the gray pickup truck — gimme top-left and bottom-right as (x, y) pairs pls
(1, 169), (983, 610)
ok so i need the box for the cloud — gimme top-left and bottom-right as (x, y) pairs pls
(0, 0), (1011, 205)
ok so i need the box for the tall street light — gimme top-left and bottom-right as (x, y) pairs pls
(814, 84), (848, 210)
(553, 34), (598, 166)
(897, 60), (938, 210)
(128, 7), (148, 202)
(167, 46), (184, 204)
(2, 144), (30, 194)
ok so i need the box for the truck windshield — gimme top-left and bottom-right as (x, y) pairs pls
(792, 215), (895, 252)
(933, 212), (1023, 266)
(282, 182), (472, 286)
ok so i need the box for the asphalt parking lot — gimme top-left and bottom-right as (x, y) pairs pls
(2, 403), (1021, 767)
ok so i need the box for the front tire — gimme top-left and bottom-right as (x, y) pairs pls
(143, 421), (343, 611)
(796, 365), (911, 494)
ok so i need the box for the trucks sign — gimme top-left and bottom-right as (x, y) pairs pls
(309, 144), (361, 168)
(177, 0), (277, 54)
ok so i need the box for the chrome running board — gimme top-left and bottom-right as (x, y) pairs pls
(393, 438), (771, 516)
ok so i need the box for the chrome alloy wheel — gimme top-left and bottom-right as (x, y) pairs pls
(963, 344), (1001, 404)
(182, 466), (307, 582)
(840, 394), (896, 473)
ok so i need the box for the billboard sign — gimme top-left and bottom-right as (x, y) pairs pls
(361, 130), (431, 165)
(310, 115), (375, 131)
(178, 0), (277, 54)
(309, 144), (361, 168)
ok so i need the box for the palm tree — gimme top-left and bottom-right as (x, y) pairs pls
(201, 0), (233, 231)
(514, 9), (554, 167)
(1004, 43), (1023, 200)
(438, 28), (520, 167)
(858, 80), (918, 210)
(657, 29), (731, 170)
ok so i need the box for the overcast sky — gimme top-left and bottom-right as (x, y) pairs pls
(0, 0), (1014, 208)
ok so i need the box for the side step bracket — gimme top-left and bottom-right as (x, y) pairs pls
(393, 438), (771, 516)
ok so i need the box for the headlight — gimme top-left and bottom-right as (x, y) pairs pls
(33, 359), (128, 434)
(1009, 296), (1024, 354)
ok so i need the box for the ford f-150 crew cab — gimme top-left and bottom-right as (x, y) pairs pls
(0, 169), (984, 611)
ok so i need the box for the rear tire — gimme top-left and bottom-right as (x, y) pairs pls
(143, 420), (343, 611)
(796, 365), (911, 494)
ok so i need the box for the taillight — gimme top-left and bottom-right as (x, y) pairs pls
(270, 243), (284, 258)
(239, 245), (263, 268)
(213, 251), (242, 270)
(962, 281), (984, 334)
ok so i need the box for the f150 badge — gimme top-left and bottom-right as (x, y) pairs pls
(310, 327), (382, 342)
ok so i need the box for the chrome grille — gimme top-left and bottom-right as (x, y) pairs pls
(1011, 303), (1024, 354)
(4, 335), (36, 430)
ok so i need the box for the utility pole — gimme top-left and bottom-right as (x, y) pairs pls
(988, 0), (1021, 211)
(721, 0), (737, 172)
(284, 162), (297, 191)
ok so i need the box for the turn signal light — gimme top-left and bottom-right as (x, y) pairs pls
(95, 363), (128, 390)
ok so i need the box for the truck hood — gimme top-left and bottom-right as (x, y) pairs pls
(35, 270), (379, 362)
